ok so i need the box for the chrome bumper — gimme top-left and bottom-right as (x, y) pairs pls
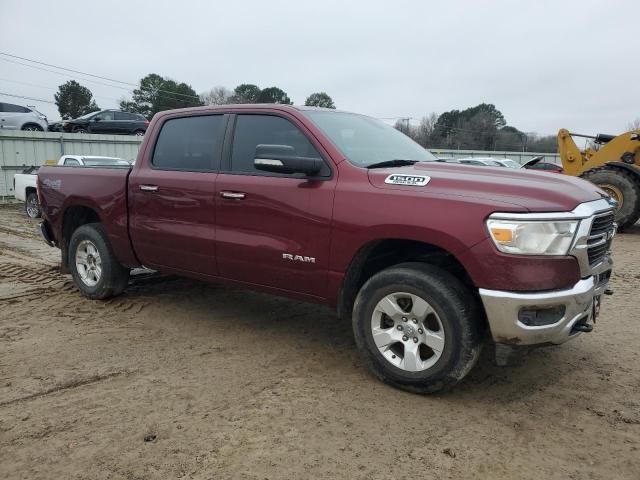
(479, 255), (612, 346)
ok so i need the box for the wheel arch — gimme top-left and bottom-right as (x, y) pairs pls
(602, 162), (640, 181)
(60, 205), (102, 273)
(21, 122), (44, 131)
(336, 238), (476, 321)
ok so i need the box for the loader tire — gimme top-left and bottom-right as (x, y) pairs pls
(581, 167), (640, 228)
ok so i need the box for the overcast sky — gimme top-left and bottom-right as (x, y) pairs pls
(1, 0), (637, 135)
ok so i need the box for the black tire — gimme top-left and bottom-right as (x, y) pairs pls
(352, 262), (483, 394)
(132, 130), (145, 137)
(24, 192), (41, 219)
(581, 167), (640, 228)
(73, 127), (87, 134)
(68, 223), (129, 299)
(21, 124), (43, 131)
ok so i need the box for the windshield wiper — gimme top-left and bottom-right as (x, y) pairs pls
(366, 159), (419, 169)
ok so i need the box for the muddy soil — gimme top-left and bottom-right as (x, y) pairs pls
(0, 204), (638, 479)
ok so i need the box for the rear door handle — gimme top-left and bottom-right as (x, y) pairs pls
(139, 185), (159, 192)
(220, 191), (246, 200)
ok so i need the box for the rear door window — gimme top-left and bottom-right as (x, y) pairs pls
(2, 103), (30, 113)
(152, 115), (225, 171)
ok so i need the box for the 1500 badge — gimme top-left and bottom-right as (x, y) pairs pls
(384, 174), (430, 186)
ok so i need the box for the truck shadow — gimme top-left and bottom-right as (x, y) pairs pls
(117, 274), (600, 402)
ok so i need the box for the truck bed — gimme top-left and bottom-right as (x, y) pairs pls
(37, 165), (136, 267)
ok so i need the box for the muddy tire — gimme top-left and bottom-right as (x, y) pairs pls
(68, 223), (129, 299)
(581, 167), (640, 228)
(25, 192), (41, 219)
(352, 262), (483, 394)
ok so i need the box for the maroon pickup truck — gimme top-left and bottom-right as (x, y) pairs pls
(37, 105), (616, 393)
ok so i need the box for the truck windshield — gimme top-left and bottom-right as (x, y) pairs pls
(303, 111), (436, 167)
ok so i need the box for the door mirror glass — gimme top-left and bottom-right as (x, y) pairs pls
(254, 144), (322, 176)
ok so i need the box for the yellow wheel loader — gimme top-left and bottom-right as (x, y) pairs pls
(558, 128), (640, 228)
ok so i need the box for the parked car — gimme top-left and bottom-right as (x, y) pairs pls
(0, 102), (48, 131)
(13, 156), (129, 218)
(61, 109), (149, 136)
(37, 104), (615, 393)
(458, 157), (520, 168)
(523, 156), (564, 173)
(47, 120), (64, 132)
(492, 159), (522, 169)
(57, 155), (131, 167)
(14, 166), (41, 218)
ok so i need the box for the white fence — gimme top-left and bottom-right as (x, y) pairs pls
(0, 130), (142, 198)
(428, 149), (560, 165)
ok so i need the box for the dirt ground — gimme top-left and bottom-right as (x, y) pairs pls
(0, 203), (638, 480)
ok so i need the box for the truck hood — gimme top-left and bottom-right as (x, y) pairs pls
(367, 162), (604, 212)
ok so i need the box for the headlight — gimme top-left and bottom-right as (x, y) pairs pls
(486, 218), (579, 255)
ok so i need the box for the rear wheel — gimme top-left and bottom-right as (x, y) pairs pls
(352, 263), (483, 394)
(582, 167), (640, 228)
(133, 130), (145, 137)
(69, 223), (129, 299)
(73, 127), (87, 134)
(25, 192), (41, 219)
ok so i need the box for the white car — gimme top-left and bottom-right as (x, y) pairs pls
(0, 102), (48, 131)
(458, 157), (521, 168)
(13, 155), (131, 218)
(57, 155), (131, 167)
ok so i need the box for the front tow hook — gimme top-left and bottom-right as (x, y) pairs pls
(572, 323), (594, 334)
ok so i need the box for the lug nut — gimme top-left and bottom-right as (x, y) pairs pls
(413, 337), (419, 343)
(412, 318), (417, 324)
(397, 325), (403, 331)
(418, 328), (423, 334)
(402, 317), (407, 322)
(402, 336), (408, 342)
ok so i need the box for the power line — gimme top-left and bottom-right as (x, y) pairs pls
(0, 57), (131, 91)
(0, 77), (124, 104)
(0, 51), (203, 102)
(0, 91), (56, 104)
(0, 51), (135, 86)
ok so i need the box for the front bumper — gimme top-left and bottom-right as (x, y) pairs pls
(479, 255), (612, 346)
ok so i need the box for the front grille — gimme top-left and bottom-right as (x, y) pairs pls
(587, 211), (615, 266)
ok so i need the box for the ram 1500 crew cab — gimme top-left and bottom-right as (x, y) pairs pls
(37, 105), (616, 393)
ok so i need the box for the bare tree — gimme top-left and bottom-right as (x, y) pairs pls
(628, 118), (640, 130)
(414, 113), (438, 147)
(199, 86), (232, 105)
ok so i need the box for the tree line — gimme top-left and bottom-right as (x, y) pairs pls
(54, 74), (335, 121)
(394, 103), (558, 153)
(56, 76), (622, 154)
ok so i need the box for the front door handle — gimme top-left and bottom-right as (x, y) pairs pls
(139, 185), (159, 192)
(220, 191), (246, 200)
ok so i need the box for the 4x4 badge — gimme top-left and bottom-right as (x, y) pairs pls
(384, 174), (430, 186)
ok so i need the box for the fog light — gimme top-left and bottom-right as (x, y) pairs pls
(518, 305), (566, 326)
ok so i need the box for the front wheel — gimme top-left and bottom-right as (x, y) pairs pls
(352, 263), (483, 394)
(69, 223), (129, 299)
